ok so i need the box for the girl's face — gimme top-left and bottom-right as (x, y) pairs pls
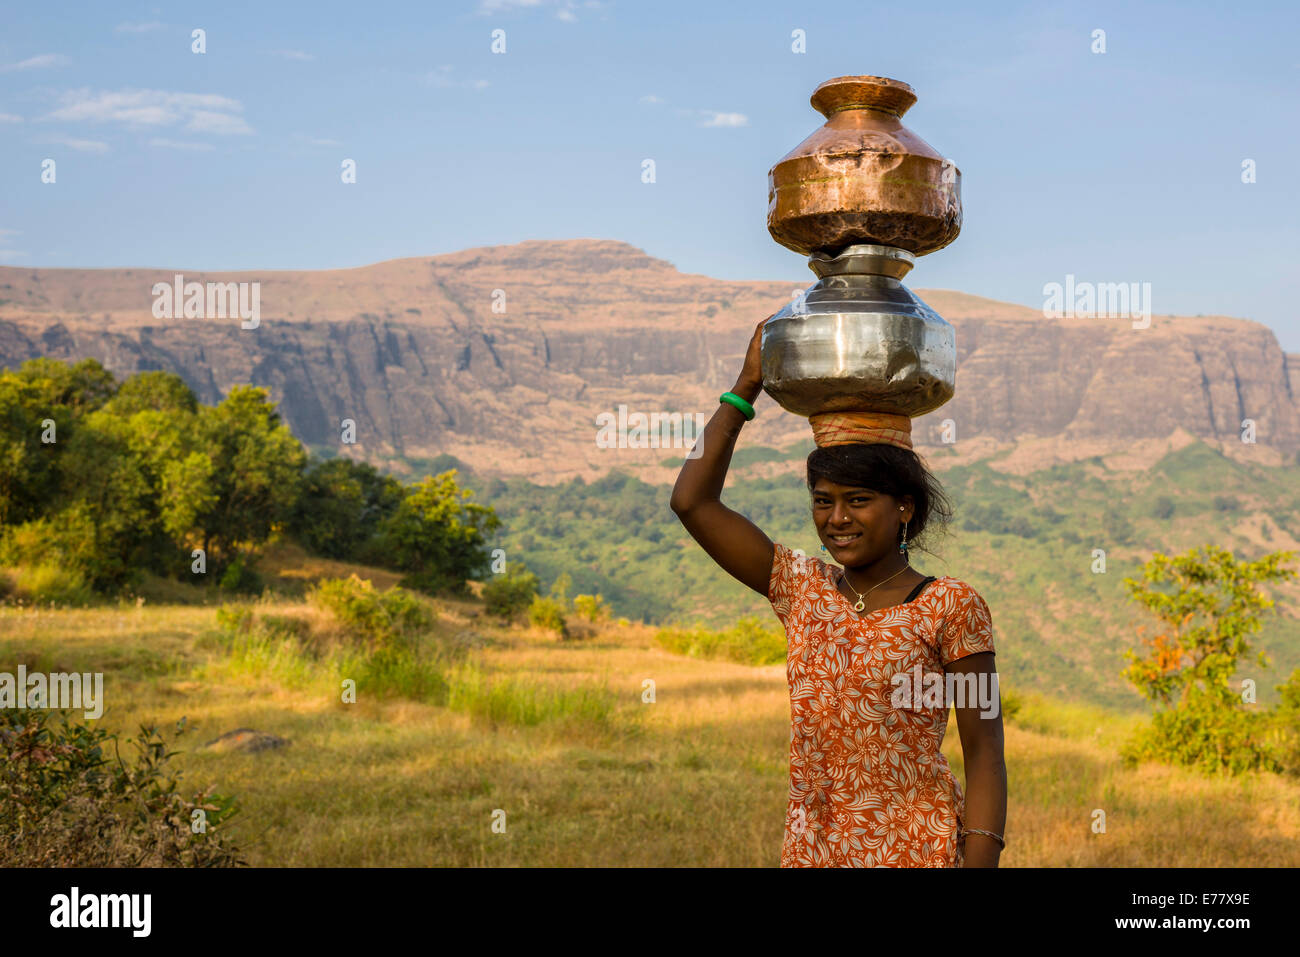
(810, 478), (913, 566)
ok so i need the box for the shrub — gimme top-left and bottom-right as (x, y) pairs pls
(214, 604), (254, 634)
(655, 615), (786, 666)
(396, 566), (463, 598)
(308, 575), (433, 654)
(548, 572), (572, 607)
(1121, 545), (1296, 775)
(214, 578), (447, 701)
(0, 518), (60, 567)
(218, 555), (264, 595)
(573, 593), (609, 623)
(1266, 668), (1300, 775)
(0, 711), (244, 866)
(528, 595), (569, 638)
(12, 563), (95, 607)
(1119, 688), (1284, 775)
(482, 566), (539, 619)
(999, 685), (1024, 722)
(0, 520), (107, 600)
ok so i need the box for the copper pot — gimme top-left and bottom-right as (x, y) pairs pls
(766, 76), (961, 257)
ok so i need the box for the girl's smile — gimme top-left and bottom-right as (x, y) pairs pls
(812, 478), (910, 564)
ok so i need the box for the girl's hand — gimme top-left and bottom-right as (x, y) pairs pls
(733, 314), (773, 402)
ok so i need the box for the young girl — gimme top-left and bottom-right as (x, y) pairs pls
(670, 316), (1008, 867)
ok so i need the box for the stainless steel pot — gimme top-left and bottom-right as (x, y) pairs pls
(760, 244), (955, 418)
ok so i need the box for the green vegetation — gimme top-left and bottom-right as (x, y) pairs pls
(8, 353), (1299, 865)
(380, 473), (499, 596)
(482, 562), (540, 618)
(288, 457), (405, 563)
(1120, 545), (1300, 775)
(214, 576), (452, 702)
(528, 596), (568, 637)
(466, 441), (1300, 710)
(6, 359), (1300, 719)
(3, 584), (1297, 866)
(573, 593), (610, 622)
(0, 358), (496, 602)
(0, 711), (244, 866)
(446, 659), (621, 728)
(654, 615), (787, 666)
(210, 575), (624, 727)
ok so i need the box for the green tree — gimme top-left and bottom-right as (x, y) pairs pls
(11, 357), (116, 414)
(190, 386), (307, 577)
(379, 470), (500, 596)
(1120, 545), (1297, 774)
(49, 412), (156, 590)
(288, 456), (404, 561)
(0, 363), (317, 596)
(0, 374), (58, 527)
(97, 384), (206, 578)
(102, 370), (198, 417)
(549, 571), (572, 608)
(0, 359), (117, 528)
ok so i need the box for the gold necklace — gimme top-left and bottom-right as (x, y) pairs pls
(839, 563), (910, 612)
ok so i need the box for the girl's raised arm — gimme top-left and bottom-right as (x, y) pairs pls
(669, 315), (776, 597)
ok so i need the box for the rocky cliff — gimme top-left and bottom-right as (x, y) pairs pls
(1, 239), (1296, 481)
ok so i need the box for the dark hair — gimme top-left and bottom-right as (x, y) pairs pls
(806, 444), (952, 557)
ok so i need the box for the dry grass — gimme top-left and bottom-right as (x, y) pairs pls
(256, 541), (405, 592)
(1, 589), (1297, 867)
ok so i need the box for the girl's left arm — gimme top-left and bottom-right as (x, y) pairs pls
(945, 651), (1007, 868)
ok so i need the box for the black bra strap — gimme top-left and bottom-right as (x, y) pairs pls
(903, 576), (937, 604)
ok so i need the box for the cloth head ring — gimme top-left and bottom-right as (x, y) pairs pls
(809, 411), (913, 450)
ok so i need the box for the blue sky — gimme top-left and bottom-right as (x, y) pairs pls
(2, 0), (1298, 347)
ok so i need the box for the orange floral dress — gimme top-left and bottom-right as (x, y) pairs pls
(767, 542), (996, 868)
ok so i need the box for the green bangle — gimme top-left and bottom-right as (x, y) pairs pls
(719, 392), (755, 420)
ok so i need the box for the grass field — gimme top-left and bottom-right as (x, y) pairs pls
(3, 571), (1299, 867)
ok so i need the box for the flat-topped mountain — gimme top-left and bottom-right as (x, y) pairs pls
(1, 238), (1296, 480)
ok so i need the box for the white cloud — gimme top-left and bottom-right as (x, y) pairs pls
(115, 21), (164, 34)
(1, 54), (69, 72)
(639, 94), (663, 105)
(271, 49), (314, 61)
(0, 250), (28, 262)
(424, 66), (489, 90)
(0, 113), (22, 123)
(45, 134), (110, 153)
(150, 137), (215, 151)
(187, 110), (253, 134)
(44, 89), (252, 135)
(478, 0), (591, 19)
(700, 111), (748, 128)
